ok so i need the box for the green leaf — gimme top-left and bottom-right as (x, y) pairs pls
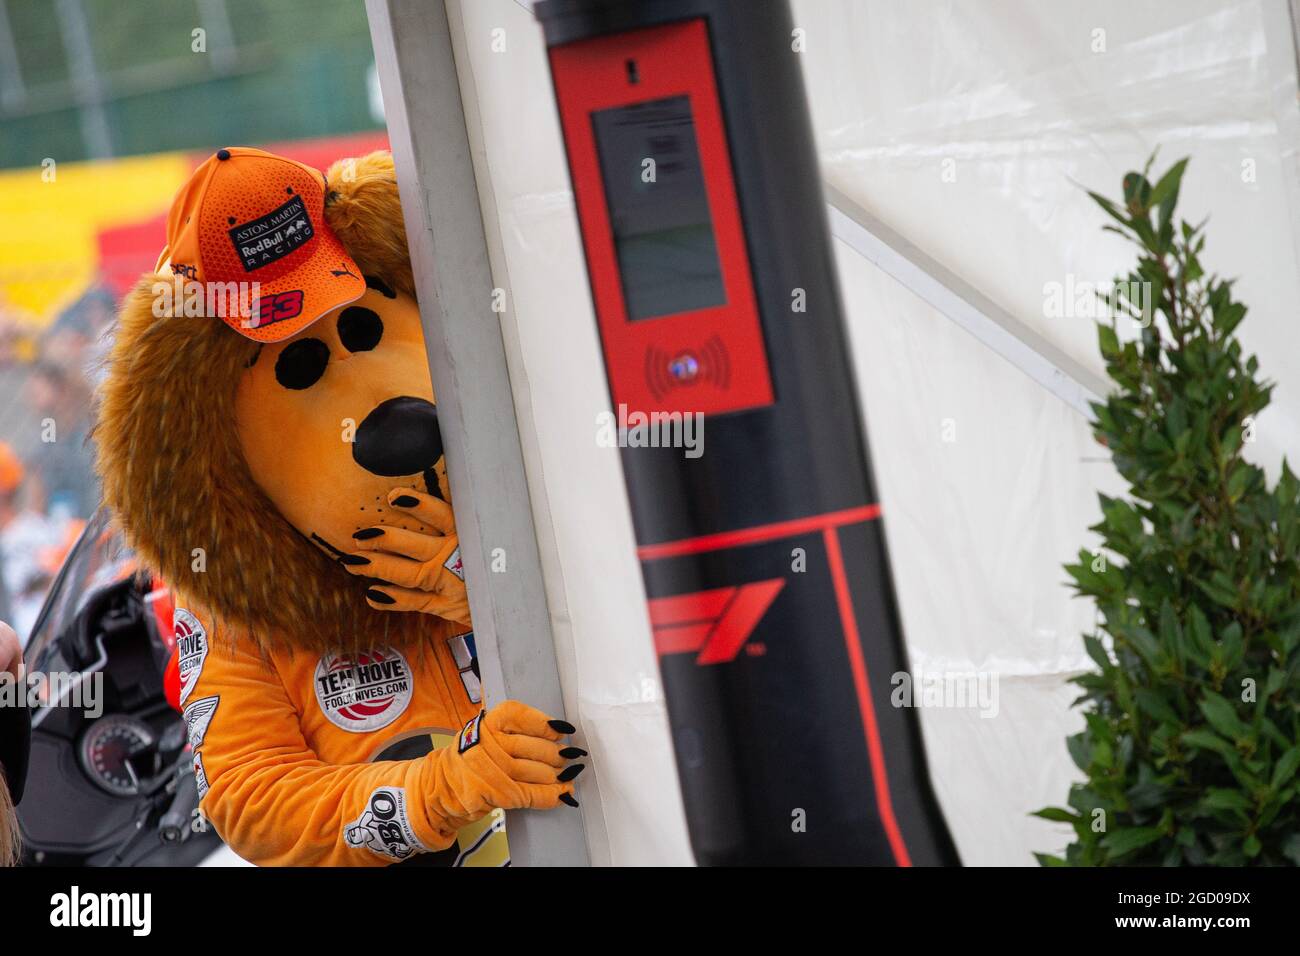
(1199, 692), (1248, 741)
(1218, 425), (1243, 465)
(1122, 171), (1150, 209)
(1219, 621), (1244, 669)
(1227, 462), (1253, 501)
(1088, 190), (1132, 230)
(1083, 634), (1112, 671)
(1127, 773), (1171, 811)
(1147, 157), (1188, 209)
(1102, 826), (1165, 856)
(1158, 600), (1184, 660)
(1193, 573), (1239, 609)
(1098, 323), (1120, 358)
(1067, 733), (1091, 772)
(1135, 688), (1179, 725)
(1200, 788), (1250, 811)
(1032, 807), (1080, 824)
(1102, 498), (1143, 541)
(1270, 747), (1300, 791)
(1092, 737), (1115, 770)
(1186, 604), (1214, 657)
(1112, 623), (1162, 669)
(1182, 729), (1233, 756)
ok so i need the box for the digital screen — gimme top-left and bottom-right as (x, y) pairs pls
(591, 95), (727, 321)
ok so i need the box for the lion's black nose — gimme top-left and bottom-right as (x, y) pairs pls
(353, 396), (444, 477)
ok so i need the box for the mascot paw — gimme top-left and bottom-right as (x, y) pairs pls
(430, 701), (585, 821)
(348, 488), (470, 624)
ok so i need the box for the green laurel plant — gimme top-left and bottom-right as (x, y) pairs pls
(1034, 155), (1300, 866)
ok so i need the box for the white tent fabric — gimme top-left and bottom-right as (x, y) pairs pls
(446, 0), (1300, 865)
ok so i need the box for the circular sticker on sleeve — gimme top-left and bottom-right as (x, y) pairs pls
(174, 608), (210, 707)
(314, 647), (413, 733)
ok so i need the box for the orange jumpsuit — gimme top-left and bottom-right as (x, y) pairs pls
(175, 602), (511, 866)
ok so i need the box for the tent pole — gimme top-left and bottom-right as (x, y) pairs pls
(825, 184), (1109, 419)
(365, 0), (591, 867)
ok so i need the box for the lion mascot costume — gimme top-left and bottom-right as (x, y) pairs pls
(95, 147), (584, 866)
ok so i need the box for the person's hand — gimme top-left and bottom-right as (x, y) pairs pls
(424, 701), (585, 827)
(344, 488), (470, 624)
(0, 623), (20, 682)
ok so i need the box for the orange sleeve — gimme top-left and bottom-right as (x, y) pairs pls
(185, 624), (459, 867)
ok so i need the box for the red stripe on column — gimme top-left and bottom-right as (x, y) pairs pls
(637, 504), (882, 561)
(823, 526), (912, 867)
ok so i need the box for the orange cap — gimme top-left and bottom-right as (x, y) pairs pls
(157, 147), (365, 342)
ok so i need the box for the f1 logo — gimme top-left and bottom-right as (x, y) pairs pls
(647, 579), (785, 665)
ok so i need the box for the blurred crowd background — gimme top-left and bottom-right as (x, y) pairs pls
(0, 0), (388, 642)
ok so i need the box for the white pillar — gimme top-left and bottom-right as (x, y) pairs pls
(365, 0), (590, 867)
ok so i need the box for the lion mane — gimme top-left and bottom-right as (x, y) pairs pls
(95, 151), (447, 655)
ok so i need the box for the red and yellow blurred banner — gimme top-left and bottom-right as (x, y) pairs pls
(0, 131), (389, 336)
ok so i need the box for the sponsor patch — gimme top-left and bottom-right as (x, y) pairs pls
(344, 786), (428, 861)
(228, 194), (314, 272)
(447, 632), (481, 704)
(192, 752), (209, 801)
(367, 732), (511, 867)
(182, 695), (220, 748)
(314, 647), (413, 733)
(443, 547), (465, 581)
(174, 608), (209, 707)
(458, 710), (485, 753)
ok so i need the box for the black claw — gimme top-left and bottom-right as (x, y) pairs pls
(559, 747), (587, 758)
(339, 554), (371, 566)
(548, 719), (576, 735)
(559, 792), (579, 808)
(366, 588), (396, 605)
(352, 528), (384, 540)
(557, 764), (585, 783)
(391, 494), (420, 508)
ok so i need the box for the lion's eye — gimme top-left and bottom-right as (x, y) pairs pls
(338, 306), (383, 353)
(275, 338), (330, 390)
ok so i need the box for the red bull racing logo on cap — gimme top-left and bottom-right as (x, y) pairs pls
(228, 193), (314, 272)
(314, 647), (414, 733)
